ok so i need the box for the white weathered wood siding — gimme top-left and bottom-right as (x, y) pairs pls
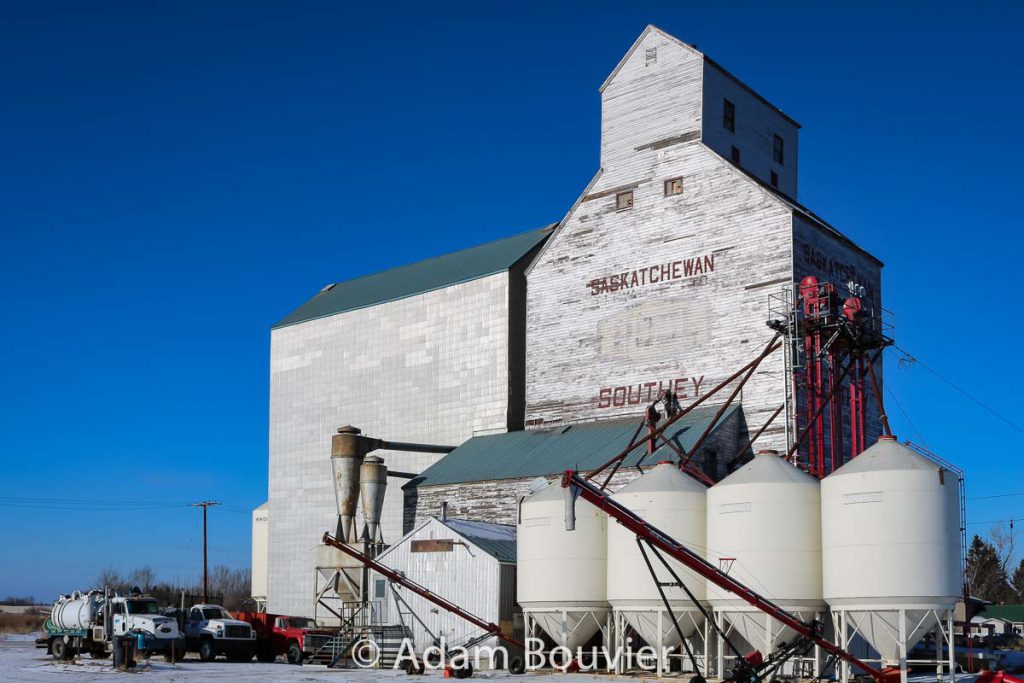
(526, 141), (793, 449)
(268, 273), (517, 617)
(371, 519), (506, 656)
(701, 60), (800, 199)
(600, 29), (704, 167)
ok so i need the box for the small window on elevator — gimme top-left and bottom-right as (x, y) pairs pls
(773, 134), (785, 165)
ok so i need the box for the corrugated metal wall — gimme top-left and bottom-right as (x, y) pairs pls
(371, 519), (505, 654)
(268, 273), (517, 617)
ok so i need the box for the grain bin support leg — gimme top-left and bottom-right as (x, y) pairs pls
(657, 610), (664, 677)
(899, 609), (908, 683)
(614, 611), (624, 675)
(946, 611), (955, 683)
(834, 610), (850, 683)
(716, 611), (725, 679)
(702, 615), (710, 677)
(814, 611), (823, 678)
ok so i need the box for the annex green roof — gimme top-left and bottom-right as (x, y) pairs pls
(409, 403), (740, 487)
(274, 225), (554, 329)
(443, 518), (517, 563)
(981, 605), (1024, 623)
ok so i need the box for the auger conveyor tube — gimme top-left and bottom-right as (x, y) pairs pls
(559, 470), (888, 683)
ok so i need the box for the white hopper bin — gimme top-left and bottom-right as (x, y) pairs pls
(706, 450), (825, 675)
(822, 436), (961, 683)
(518, 479), (609, 650)
(607, 462), (708, 674)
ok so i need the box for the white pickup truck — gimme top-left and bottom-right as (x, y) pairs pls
(183, 604), (256, 662)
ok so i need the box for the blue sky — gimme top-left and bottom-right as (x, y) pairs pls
(1, 0), (1022, 600)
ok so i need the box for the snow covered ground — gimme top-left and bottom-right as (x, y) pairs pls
(0, 637), (558, 683)
(0, 636), (992, 683)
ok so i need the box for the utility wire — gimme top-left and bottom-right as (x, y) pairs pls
(883, 382), (928, 448)
(0, 497), (258, 512)
(968, 518), (1024, 527)
(0, 496), (188, 505)
(894, 344), (1024, 437)
(970, 492), (1024, 501)
(0, 500), (189, 511)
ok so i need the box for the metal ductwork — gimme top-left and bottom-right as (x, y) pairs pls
(330, 425), (456, 544)
(359, 455), (387, 543)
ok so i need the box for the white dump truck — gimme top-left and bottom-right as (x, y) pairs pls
(41, 588), (185, 662)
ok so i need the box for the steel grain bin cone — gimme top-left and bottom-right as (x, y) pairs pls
(822, 436), (961, 664)
(706, 450), (824, 654)
(518, 479), (608, 650)
(607, 462), (707, 649)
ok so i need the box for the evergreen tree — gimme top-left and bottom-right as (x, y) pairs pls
(1011, 558), (1024, 602)
(967, 535), (1014, 603)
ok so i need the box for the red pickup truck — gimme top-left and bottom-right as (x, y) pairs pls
(237, 612), (335, 664)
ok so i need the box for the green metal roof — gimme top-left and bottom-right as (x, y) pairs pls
(982, 605), (1024, 623)
(273, 225), (554, 329)
(443, 518), (517, 563)
(409, 404), (740, 487)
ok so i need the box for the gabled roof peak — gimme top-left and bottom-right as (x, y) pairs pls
(599, 24), (703, 93)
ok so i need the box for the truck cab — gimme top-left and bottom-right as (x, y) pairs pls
(184, 604), (256, 662)
(238, 611), (333, 664)
(108, 595), (184, 661)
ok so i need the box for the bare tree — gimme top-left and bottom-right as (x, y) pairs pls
(95, 566), (127, 593)
(205, 566), (252, 611)
(990, 523), (1017, 586)
(128, 566), (156, 591)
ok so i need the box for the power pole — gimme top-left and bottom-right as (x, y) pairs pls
(190, 501), (221, 602)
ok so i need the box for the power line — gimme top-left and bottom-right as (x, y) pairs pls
(894, 344), (1024, 437)
(970, 492), (1024, 501)
(883, 383), (928, 448)
(0, 498), (190, 511)
(968, 518), (1024, 527)
(0, 497), (258, 511)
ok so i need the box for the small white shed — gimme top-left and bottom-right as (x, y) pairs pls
(370, 517), (518, 658)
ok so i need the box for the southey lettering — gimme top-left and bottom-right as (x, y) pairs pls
(597, 376), (705, 408)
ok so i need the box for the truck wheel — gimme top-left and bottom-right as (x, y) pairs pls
(91, 647), (110, 659)
(55, 638), (75, 661)
(199, 639), (217, 662)
(287, 641), (303, 665)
